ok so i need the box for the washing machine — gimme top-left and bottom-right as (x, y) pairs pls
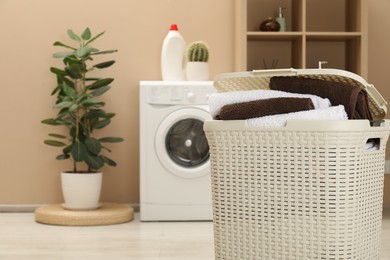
(139, 81), (214, 221)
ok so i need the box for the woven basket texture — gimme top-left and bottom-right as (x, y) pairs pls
(207, 70), (389, 259)
(206, 126), (389, 259)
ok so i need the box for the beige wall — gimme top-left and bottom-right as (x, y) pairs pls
(368, 0), (390, 206)
(0, 0), (390, 206)
(0, 0), (234, 205)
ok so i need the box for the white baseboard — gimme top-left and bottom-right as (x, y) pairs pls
(0, 203), (140, 213)
(0, 204), (42, 212)
(0, 160), (389, 213)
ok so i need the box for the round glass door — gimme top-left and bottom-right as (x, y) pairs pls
(165, 118), (209, 168)
(155, 107), (211, 178)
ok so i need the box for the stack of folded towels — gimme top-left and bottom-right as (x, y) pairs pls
(208, 77), (372, 128)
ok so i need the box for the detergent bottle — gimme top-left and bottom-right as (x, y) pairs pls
(161, 24), (186, 81)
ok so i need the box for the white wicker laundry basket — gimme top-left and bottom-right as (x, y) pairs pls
(204, 69), (390, 260)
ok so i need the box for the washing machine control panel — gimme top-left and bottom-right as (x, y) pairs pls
(145, 81), (215, 105)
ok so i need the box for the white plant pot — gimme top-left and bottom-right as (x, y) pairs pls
(61, 172), (103, 211)
(186, 62), (209, 81)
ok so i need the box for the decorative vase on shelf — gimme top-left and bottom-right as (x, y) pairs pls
(185, 41), (210, 81)
(260, 17), (280, 32)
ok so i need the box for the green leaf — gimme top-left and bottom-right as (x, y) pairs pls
(70, 63), (87, 73)
(55, 108), (69, 119)
(62, 81), (76, 98)
(89, 48), (99, 53)
(49, 133), (67, 139)
(67, 29), (81, 42)
(101, 155), (117, 167)
(69, 125), (87, 141)
(53, 101), (72, 109)
(84, 109), (106, 119)
(63, 145), (72, 154)
(63, 77), (75, 88)
(86, 102), (105, 108)
(85, 137), (101, 155)
(84, 110), (114, 119)
(69, 126), (76, 139)
(63, 56), (80, 66)
(51, 86), (61, 96)
(76, 47), (92, 58)
(71, 141), (88, 162)
(101, 146), (112, 153)
(86, 78), (114, 90)
(76, 94), (88, 104)
(41, 118), (61, 125)
(68, 103), (79, 112)
(84, 154), (104, 170)
(65, 66), (82, 79)
(93, 60), (115, 69)
(90, 86), (110, 97)
(104, 113), (115, 118)
(81, 27), (91, 40)
(53, 41), (76, 50)
(44, 140), (66, 147)
(56, 154), (70, 160)
(86, 31), (105, 45)
(81, 98), (104, 107)
(92, 119), (111, 129)
(50, 67), (66, 77)
(55, 95), (71, 103)
(90, 49), (118, 55)
(85, 77), (101, 81)
(53, 52), (75, 59)
(99, 137), (124, 143)
(59, 119), (72, 126)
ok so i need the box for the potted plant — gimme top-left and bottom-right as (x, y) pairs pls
(185, 41), (210, 81)
(42, 27), (123, 210)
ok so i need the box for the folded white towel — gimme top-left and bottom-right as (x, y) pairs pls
(365, 140), (379, 151)
(247, 105), (348, 128)
(366, 140), (375, 150)
(208, 89), (331, 119)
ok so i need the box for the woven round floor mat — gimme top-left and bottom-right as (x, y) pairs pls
(35, 203), (134, 226)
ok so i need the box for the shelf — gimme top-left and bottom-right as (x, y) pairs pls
(306, 0), (362, 32)
(247, 32), (302, 41)
(306, 32), (362, 41)
(307, 37), (362, 73)
(235, 0), (367, 76)
(247, 39), (303, 70)
(247, 32), (362, 41)
(246, 0), (296, 31)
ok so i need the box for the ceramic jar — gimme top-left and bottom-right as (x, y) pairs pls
(260, 17), (280, 32)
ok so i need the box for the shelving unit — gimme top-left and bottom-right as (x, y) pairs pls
(235, 0), (367, 77)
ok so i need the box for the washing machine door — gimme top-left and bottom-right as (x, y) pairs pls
(155, 107), (211, 179)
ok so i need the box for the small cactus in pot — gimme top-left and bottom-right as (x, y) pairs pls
(187, 41), (209, 62)
(186, 41), (210, 81)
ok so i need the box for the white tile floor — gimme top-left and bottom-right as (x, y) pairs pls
(0, 210), (389, 259)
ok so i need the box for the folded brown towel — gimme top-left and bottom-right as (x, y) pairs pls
(269, 76), (373, 120)
(217, 97), (314, 120)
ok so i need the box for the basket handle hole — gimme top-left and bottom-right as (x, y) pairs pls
(366, 138), (380, 151)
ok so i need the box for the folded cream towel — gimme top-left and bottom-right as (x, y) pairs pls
(208, 89), (331, 119)
(247, 105), (348, 128)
